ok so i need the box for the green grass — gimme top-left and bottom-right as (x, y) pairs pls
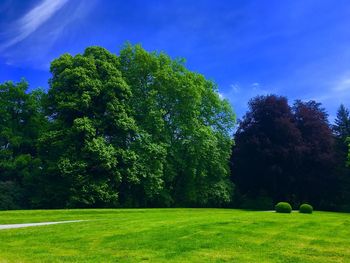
(0, 209), (349, 262)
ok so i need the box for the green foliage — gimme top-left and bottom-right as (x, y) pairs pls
(0, 44), (234, 209)
(347, 137), (350, 167)
(333, 104), (350, 140)
(275, 202), (292, 213)
(0, 181), (22, 210)
(0, 80), (47, 209)
(118, 44), (236, 207)
(332, 105), (350, 212)
(299, 203), (313, 214)
(40, 46), (137, 208)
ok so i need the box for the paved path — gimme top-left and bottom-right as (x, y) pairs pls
(0, 220), (84, 230)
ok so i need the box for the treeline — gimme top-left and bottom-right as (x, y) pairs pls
(0, 45), (235, 209)
(231, 96), (350, 211)
(1, 45), (350, 211)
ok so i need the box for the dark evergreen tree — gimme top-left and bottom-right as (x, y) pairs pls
(333, 104), (350, 140)
(332, 104), (350, 211)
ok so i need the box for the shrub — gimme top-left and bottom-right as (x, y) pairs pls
(299, 203), (313, 214)
(275, 202), (292, 213)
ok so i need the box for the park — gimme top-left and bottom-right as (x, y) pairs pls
(1, 1), (350, 262)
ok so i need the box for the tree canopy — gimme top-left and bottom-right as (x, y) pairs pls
(119, 45), (235, 207)
(1, 45), (350, 212)
(333, 104), (350, 140)
(231, 95), (302, 207)
(0, 81), (47, 209)
(231, 95), (341, 210)
(0, 45), (235, 209)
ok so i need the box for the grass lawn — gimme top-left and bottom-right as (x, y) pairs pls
(0, 209), (349, 262)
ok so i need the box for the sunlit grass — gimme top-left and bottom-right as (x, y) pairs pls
(0, 209), (349, 262)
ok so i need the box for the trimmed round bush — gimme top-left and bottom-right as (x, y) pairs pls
(275, 202), (292, 213)
(299, 203), (313, 214)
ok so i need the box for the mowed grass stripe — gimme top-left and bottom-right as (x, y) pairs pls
(0, 209), (349, 262)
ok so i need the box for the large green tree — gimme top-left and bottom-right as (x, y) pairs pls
(37, 44), (236, 208)
(39, 47), (138, 208)
(119, 44), (236, 207)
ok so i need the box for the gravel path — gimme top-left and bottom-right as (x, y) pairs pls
(0, 220), (84, 230)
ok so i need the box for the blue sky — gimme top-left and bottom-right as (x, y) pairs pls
(1, 0), (350, 121)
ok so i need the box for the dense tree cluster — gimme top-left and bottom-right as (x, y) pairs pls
(0, 45), (235, 209)
(0, 81), (47, 209)
(231, 95), (350, 211)
(1, 45), (350, 211)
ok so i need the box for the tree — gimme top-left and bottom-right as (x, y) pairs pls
(0, 80), (47, 209)
(119, 44), (236, 207)
(231, 96), (339, 210)
(231, 95), (302, 207)
(333, 104), (350, 140)
(331, 104), (350, 211)
(292, 100), (337, 209)
(37, 44), (236, 208)
(38, 47), (138, 208)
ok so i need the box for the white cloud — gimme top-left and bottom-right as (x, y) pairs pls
(0, 0), (69, 51)
(334, 76), (350, 92)
(312, 73), (350, 102)
(0, 0), (96, 69)
(251, 82), (260, 88)
(229, 83), (240, 93)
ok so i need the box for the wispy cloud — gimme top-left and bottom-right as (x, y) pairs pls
(0, 0), (96, 69)
(0, 0), (69, 51)
(334, 75), (350, 92)
(251, 82), (260, 90)
(229, 83), (240, 94)
(306, 73), (350, 102)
